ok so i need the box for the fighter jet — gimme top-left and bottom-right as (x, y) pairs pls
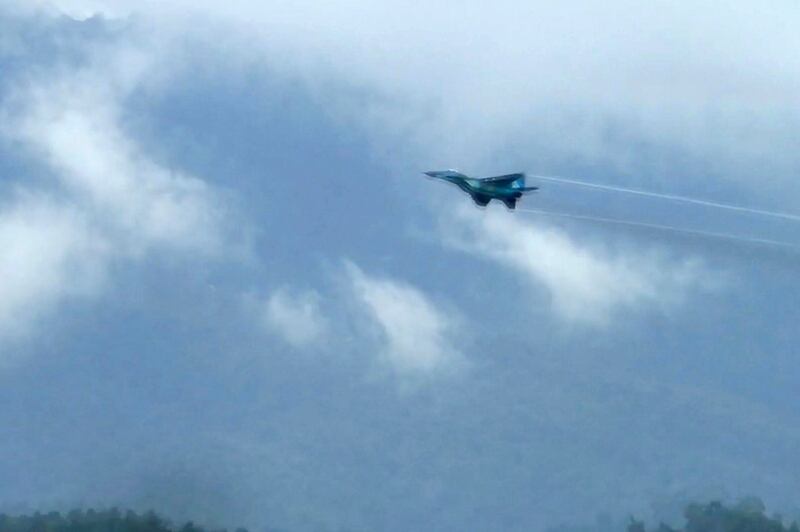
(424, 169), (538, 210)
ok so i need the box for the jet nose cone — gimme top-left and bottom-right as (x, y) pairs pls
(424, 171), (437, 177)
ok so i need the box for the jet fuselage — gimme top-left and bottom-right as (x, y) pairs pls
(424, 169), (537, 209)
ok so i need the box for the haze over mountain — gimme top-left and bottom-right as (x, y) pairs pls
(1, 3), (800, 531)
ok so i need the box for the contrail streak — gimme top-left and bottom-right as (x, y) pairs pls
(527, 174), (800, 222)
(516, 207), (800, 250)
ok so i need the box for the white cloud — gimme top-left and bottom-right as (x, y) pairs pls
(260, 288), (328, 349)
(346, 262), (462, 375)
(0, 194), (107, 347)
(5, 45), (226, 256)
(443, 205), (707, 324)
(25, 1), (800, 192)
(0, 27), (233, 347)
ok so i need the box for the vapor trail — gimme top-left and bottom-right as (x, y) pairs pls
(528, 174), (800, 222)
(516, 207), (800, 250)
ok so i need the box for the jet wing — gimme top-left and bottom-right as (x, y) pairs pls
(479, 173), (525, 185)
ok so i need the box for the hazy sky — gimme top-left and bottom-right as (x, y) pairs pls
(1, 2), (800, 531)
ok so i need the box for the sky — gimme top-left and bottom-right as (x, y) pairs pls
(1, 2), (800, 531)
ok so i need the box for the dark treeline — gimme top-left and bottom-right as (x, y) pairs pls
(629, 500), (800, 532)
(2, 499), (799, 532)
(0, 508), (248, 532)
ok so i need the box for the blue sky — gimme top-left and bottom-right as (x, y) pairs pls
(1, 2), (800, 531)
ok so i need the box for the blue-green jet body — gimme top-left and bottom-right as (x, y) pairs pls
(424, 170), (538, 210)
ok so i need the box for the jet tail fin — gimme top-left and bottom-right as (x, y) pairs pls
(502, 198), (517, 210)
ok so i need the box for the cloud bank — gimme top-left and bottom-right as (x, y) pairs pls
(16, 0), (796, 326)
(29, 0), (799, 190)
(444, 206), (708, 323)
(260, 288), (328, 349)
(0, 28), (232, 348)
(0, 194), (106, 346)
(346, 262), (462, 375)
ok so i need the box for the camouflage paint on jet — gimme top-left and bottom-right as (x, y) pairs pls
(424, 170), (538, 210)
